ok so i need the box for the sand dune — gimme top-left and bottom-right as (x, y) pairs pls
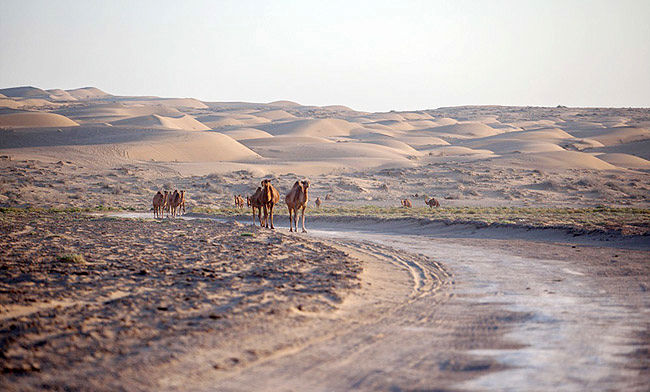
(430, 117), (458, 126)
(260, 118), (362, 137)
(196, 114), (270, 129)
(467, 139), (565, 154)
(65, 87), (111, 100)
(367, 120), (416, 131)
(426, 146), (494, 157)
(0, 98), (59, 109)
(268, 100), (301, 107)
(429, 122), (503, 138)
(363, 139), (422, 155)
(394, 135), (450, 149)
(126, 131), (259, 162)
(117, 98), (208, 109)
(592, 139), (650, 160)
(596, 153), (650, 170)
(399, 111), (434, 121)
(219, 128), (274, 140)
(46, 89), (77, 101)
(588, 127), (650, 146)
(111, 114), (210, 131)
(496, 151), (618, 170)
(58, 103), (184, 123)
(0, 86), (49, 98)
(0, 99), (22, 109)
(0, 111), (79, 128)
(253, 109), (296, 121)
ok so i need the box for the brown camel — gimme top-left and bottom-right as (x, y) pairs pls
(162, 190), (171, 217)
(315, 196), (322, 208)
(248, 187), (263, 226)
(169, 190), (181, 217)
(285, 180), (310, 232)
(178, 190), (186, 215)
(401, 199), (412, 208)
(235, 194), (245, 209)
(425, 197), (440, 208)
(260, 179), (280, 229)
(152, 191), (164, 218)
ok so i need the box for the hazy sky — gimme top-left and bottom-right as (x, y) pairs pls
(1, 0), (649, 111)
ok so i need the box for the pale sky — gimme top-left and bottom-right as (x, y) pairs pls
(1, 0), (649, 111)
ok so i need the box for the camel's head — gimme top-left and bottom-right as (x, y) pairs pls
(301, 180), (310, 190)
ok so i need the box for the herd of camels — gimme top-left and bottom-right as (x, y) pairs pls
(153, 180), (440, 232)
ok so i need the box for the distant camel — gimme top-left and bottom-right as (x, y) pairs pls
(315, 197), (322, 208)
(153, 191), (164, 218)
(170, 190), (181, 217)
(401, 199), (412, 208)
(235, 194), (245, 209)
(425, 197), (440, 208)
(260, 179), (280, 229)
(286, 180), (310, 232)
(325, 194), (332, 200)
(179, 190), (186, 215)
(248, 187), (263, 226)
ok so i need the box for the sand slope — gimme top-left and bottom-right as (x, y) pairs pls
(260, 118), (362, 137)
(596, 153), (650, 170)
(126, 131), (260, 162)
(0, 86), (49, 98)
(111, 114), (210, 131)
(0, 111), (79, 128)
(66, 87), (111, 100)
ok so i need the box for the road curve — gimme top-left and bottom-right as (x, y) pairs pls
(113, 213), (650, 391)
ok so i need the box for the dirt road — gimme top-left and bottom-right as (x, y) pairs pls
(139, 214), (650, 391)
(112, 213), (650, 391)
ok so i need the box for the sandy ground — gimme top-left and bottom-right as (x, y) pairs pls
(0, 211), (361, 391)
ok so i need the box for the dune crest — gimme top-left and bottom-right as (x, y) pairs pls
(111, 114), (210, 131)
(0, 111), (79, 128)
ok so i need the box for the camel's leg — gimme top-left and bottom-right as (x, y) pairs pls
(269, 204), (275, 229)
(262, 205), (268, 228)
(258, 208), (263, 227)
(251, 207), (255, 226)
(301, 206), (307, 233)
(288, 208), (293, 232)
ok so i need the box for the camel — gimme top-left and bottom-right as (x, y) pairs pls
(315, 196), (322, 208)
(169, 190), (181, 217)
(152, 191), (163, 218)
(235, 194), (245, 209)
(248, 187), (263, 226)
(401, 199), (412, 208)
(285, 180), (310, 232)
(162, 190), (171, 217)
(178, 190), (186, 215)
(260, 179), (280, 229)
(425, 197), (440, 208)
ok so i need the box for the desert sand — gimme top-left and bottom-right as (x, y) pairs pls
(0, 86), (648, 391)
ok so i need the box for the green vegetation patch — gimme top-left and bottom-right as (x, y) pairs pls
(193, 206), (650, 235)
